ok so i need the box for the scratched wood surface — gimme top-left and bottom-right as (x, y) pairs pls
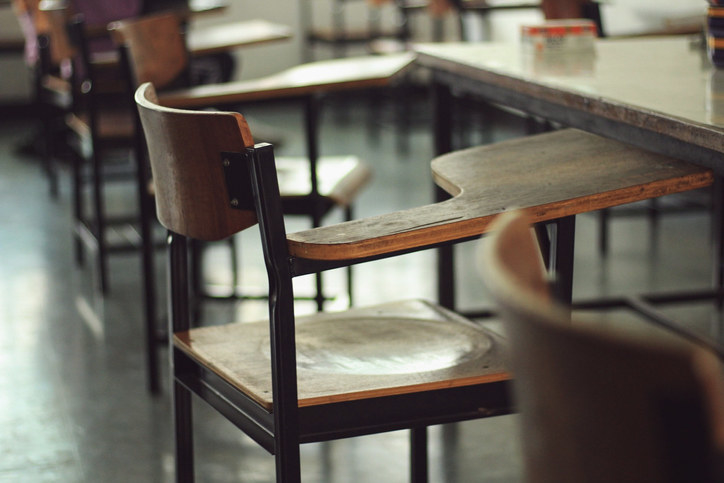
(157, 53), (416, 108)
(174, 299), (510, 409)
(287, 129), (713, 260)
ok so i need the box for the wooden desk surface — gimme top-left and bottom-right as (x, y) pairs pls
(414, 37), (724, 165)
(287, 130), (712, 261)
(187, 19), (292, 56)
(159, 52), (416, 108)
(187, 0), (227, 16)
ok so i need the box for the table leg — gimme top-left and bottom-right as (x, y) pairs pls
(433, 80), (456, 310)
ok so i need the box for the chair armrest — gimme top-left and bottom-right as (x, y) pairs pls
(287, 129), (714, 262)
(287, 198), (477, 261)
(157, 53), (415, 108)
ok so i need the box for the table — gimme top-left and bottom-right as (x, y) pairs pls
(187, 19), (292, 57)
(414, 37), (724, 354)
(415, 36), (724, 171)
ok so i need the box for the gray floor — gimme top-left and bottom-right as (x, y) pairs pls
(1, 93), (722, 482)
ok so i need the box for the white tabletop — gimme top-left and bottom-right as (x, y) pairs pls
(415, 36), (724, 163)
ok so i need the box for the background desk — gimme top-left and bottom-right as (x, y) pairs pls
(415, 36), (724, 172)
(415, 36), (724, 321)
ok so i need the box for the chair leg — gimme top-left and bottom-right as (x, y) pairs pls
(314, 272), (325, 312)
(229, 236), (240, 296)
(169, 233), (194, 481)
(410, 426), (429, 483)
(648, 198), (660, 234)
(189, 240), (203, 325)
(345, 205), (354, 307)
(41, 110), (60, 199)
(138, 172), (160, 394)
(534, 223), (551, 269)
(713, 177), (724, 312)
(90, 148), (109, 294)
(173, 379), (195, 483)
(550, 216), (577, 306)
(598, 208), (609, 257)
(72, 150), (85, 265)
(275, 447), (302, 483)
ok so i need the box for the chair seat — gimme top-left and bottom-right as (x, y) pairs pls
(276, 155), (372, 206)
(174, 299), (510, 410)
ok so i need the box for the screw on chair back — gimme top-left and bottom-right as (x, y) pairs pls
(480, 210), (724, 483)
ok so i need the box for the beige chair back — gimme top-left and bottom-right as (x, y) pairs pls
(481, 210), (724, 483)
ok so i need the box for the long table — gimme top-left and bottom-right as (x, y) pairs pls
(415, 36), (724, 171)
(414, 36), (724, 352)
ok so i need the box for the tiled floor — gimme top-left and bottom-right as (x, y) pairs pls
(1, 92), (721, 482)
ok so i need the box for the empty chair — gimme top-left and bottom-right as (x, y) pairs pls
(479, 210), (724, 483)
(38, 3), (136, 295)
(135, 81), (512, 482)
(113, 12), (412, 394)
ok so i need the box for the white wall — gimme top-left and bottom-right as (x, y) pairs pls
(0, 6), (33, 102)
(190, 0), (303, 79)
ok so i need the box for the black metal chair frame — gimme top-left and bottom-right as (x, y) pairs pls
(165, 142), (514, 482)
(35, 33), (71, 199)
(116, 39), (361, 394)
(57, 15), (140, 295)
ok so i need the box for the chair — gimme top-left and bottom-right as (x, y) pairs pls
(38, 3), (137, 295)
(479, 210), (724, 483)
(30, 2), (73, 199)
(112, 12), (411, 394)
(135, 81), (512, 482)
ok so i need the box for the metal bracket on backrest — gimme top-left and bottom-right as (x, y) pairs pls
(221, 150), (256, 211)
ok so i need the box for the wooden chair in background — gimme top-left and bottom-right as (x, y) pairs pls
(135, 81), (512, 482)
(39, 3), (137, 296)
(480, 210), (724, 483)
(112, 11), (412, 393)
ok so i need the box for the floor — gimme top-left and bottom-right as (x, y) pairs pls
(1, 90), (722, 482)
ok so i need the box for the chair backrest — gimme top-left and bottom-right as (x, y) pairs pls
(36, 2), (76, 69)
(480, 211), (724, 483)
(134, 82), (258, 240)
(109, 12), (190, 89)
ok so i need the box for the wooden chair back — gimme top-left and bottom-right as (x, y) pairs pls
(134, 82), (258, 240)
(36, 2), (76, 68)
(480, 211), (724, 483)
(109, 12), (190, 89)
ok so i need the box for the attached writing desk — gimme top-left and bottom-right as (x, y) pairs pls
(413, 36), (724, 348)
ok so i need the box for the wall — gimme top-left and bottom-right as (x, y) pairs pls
(0, 5), (32, 103)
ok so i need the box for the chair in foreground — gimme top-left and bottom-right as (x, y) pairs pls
(480, 210), (724, 483)
(114, 12), (412, 395)
(110, 11), (402, 310)
(136, 82), (512, 482)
